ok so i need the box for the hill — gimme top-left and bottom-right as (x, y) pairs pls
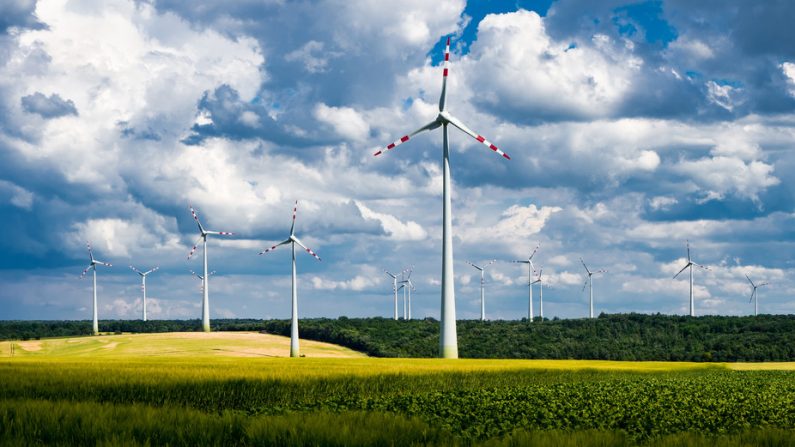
(1, 331), (365, 359)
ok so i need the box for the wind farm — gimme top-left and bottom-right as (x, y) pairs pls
(3, 1), (795, 445)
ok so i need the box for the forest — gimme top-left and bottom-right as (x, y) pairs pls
(2, 313), (794, 362)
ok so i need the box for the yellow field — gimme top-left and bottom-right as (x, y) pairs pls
(3, 332), (795, 380)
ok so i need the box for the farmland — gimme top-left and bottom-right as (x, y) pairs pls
(2, 332), (795, 445)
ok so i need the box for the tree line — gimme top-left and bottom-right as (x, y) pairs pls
(2, 314), (795, 362)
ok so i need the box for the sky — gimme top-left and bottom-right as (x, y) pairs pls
(1, 0), (795, 322)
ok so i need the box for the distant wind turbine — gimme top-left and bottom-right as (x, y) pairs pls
(188, 205), (234, 332)
(384, 269), (399, 320)
(129, 265), (158, 322)
(259, 201), (321, 358)
(372, 37), (511, 358)
(513, 244), (540, 322)
(399, 267), (414, 320)
(745, 274), (769, 317)
(80, 242), (111, 335)
(466, 259), (496, 321)
(673, 240), (709, 317)
(580, 258), (606, 319)
(531, 268), (544, 321)
(190, 269), (216, 293)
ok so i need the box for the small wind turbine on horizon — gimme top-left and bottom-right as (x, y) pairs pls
(190, 269), (216, 293)
(187, 205), (234, 332)
(466, 259), (496, 321)
(580, 258), (606, 319)
(371, 36), (511, 358)
(129, 265), (159, 322)
(384, 269), (399, 320)
(399, 267), (415, 320)
(745, 274), (769, 317)
(80, 242), (111, 335)
(259, 201), (321, 358)
(531, 267), (544, 321)
(513, 244), (540, 322)
(673, 240), (709, 317)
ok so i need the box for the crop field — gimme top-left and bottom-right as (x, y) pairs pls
(2, 332), (795, 446)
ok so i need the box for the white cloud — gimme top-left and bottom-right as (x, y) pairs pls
(781, 62), (795, 97)
(314, 103), (370, 141)
(673, 155), (779, 202)
(0, 179), (34, 209)
(355, 201), (427, 241)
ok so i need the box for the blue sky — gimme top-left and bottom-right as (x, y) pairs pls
(1, 0), (795, 321)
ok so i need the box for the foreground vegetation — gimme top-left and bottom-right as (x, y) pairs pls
(3, 314), (794, 362)
(2, 334), (795, 445)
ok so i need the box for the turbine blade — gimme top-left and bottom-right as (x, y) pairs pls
(129, 265), (142, 275)
(258, 238), (292, 255)
(439, 36), (450, 112)
(384, 270), (396, 279)
(528, 243), (540, 261)
(80, 265), (92, 278)
(486, 259), (497, 267)
(512, 260), (530, 264)
(580, 257), (591, 274)
(373, 120), (440, 156)
(582, 278), (588, 292)
(673, 263), (689, 279)
(466, 260), (482, 271)
(291, 236), (322, 261)
(745, 274), (755, 287)
(208, 270), (216, 276)
(95, 260), (112, 267)
(190, 204), (206, 234)
(145, 267), (159, 275)
(686, 240), (691, 262)
(86, 242), (94, 261)
(290, 201), (298, 235)
(694, 263), (710, 271)
(187, 235), (203, 260)
(444, 113), (511, 160)
(759, 282), (769, 287)
(595, 269), (608, 274)
(208, 231), (234, 236)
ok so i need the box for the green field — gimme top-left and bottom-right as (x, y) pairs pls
(2, 332), (795, 446)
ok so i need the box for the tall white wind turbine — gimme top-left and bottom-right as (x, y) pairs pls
(129, 265), (159, 322)
(187, 205), (234, 332)
(466, 259), (496, 321)
(531, 268), (544, 321)
(384, 269), (399, 320)
(80, 242), (112, 335)
(673, 240), (709, 317)
(513, 244), (540, 322)
(259, 201), (321, 358)
(745, 274), (769, 317)
(372, 37), (511, 358)
(580, 258), (606, 319)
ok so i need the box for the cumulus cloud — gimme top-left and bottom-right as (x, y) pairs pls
(0, 179), (33, 209)
(672, 155), (779, 202)
(356, 201), (427, 241)
(20, 92), (77, 118)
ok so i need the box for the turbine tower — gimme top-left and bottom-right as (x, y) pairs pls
(372, 37), (511, 358)
(466, 259), (496, 321)
(513, 244), (540, 322)
(80, 242), (111, 335)
(745, 274), (768, 317)
(399, 267), (414, 320)
(384, 269), (399, 320)
(129, 265), (158, 321)
(188, 205), (234, 332)
(259, 201), (321, 358)
(580, 258), (606, 319)
(673, 240), (709, 317)
(531, 268), (544, 321)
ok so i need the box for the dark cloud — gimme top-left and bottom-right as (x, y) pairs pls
(20, 92), (78, 118)
(0, 0), (45, 34)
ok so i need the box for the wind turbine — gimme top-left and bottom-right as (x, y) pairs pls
(513, 244), (540, 322)
(373, 37), (511, 358)
(399, 267), (414, 320)
(745, 274), (769, 317)
(259, 201), (321, 358)
(466, 259), (496, 321)
(187, 205), (234, 332)
(190, 269), (216, 293)
(384, 269), (399, 320)
(673, 240), (709, 317)
(80, 242), (111, 335)
(129, 265), (158, 321)
(580, 258), (606, 319)
(531, 268), (545, 321)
